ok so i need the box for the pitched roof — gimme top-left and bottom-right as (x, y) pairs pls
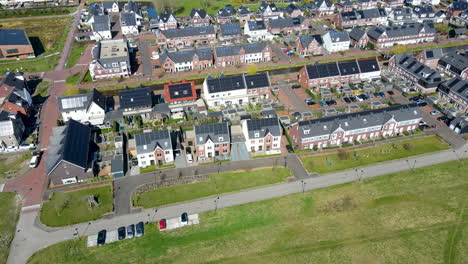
(285, 3), (301, 14)
(215, 42), (267, 57)
(340, 8), (387, 21)
(394, 54), (442, 88)
(58, 89), (106, 113)
(450, 1), (468, 11)
(338, 60), (360, 76)
(438, 52), (468, 73)
(357, 57), (380, 73)
(349, 27), (366, 41)
(269, 16), (305, 29)
(1, 72), (28, 90)
(367, 22), (436, 40)
(160, 26), (215, 38)
(103, 1), (117, 9)
(247, 20), (267, 31)
(0, 30), (31, 46)
(237, 5), (250, 15)
(299, 34), (323, 47)
(118, 87), (152, 109)
(120, 12), (137, 26)
(245, 117), (281, 139)
(326, 31), (350, 42)
(124, 0), (139, 14)
(389, 7), (413, 20)
(220, 23), (241, 36)
(135, 129), (172, 154)
(439, 77), (468, 102)
(195, 122), (230, 145)
(190, 8), (208, 19)
(413, 5), (435, 16)
(92, 15), (111, 31)
(422, 48), (443, 60)
(88, 3), (104, 16)
(164, 81), (197, 103)
(305, 57), (380, 79)
(258, 1), (279, 13)
(205, 72), (270, 93)
(159, 10), (175, 23)
(160, 48), (213, 64)
(0, 111), (22, 137)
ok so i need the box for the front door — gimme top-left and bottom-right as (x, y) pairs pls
(158, 160), (163, 166)
(215, 150), (219, 156)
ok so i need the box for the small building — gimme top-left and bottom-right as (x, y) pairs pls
(164, 80), (197, 105)
(103, 1), (119, 13)
(244, 20), (274, 42)
(216, 6), (235, 24)
(242, 117), (282, 154)
(89, 39), (131, 80)
(120, 12), (139, 35)
(268, 16), (308, 35)
(0, 72), (33, 118)
(322, 31), (350, 53)
(236, 5), (251, 24)
(0, 29), (35, 59)
(188, 8), (211, 27)
(135, 129), (174, 167)
(219, 23), (242, 43)
(91, 15), (112, 41)
(214, 43), (271, 67)
(349, 27), (368, 48)
(194, 122), (230, 160)
(417, 48), (443, 70)
(285, 3), (304, 17)
(257, 1), (283, 20)
(387, 7), (413, 25)
(0, 111), (24, 148)
(157, 10), (178, 30)
(449, 116), (468, 134)
(110, 154), (125, 178)
(437, 52), (468, 81)
(58, 89), (107, 126)
(438, 77), (467, 114)
(309, 0), (335, 16)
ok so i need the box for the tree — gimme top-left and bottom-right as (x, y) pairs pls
(247, 64), (257, 75)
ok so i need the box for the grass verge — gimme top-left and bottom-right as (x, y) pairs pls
(301, 135), (449, 173)
(0, 193), (20, 264)
(40, 185), (113, 227)
(0, 153), (32, 181)
(28, 159), (468, 264)
(133, 167), (292, 208)
(65, 44), (88, 69)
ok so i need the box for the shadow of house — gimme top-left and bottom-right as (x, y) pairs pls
(28, 37), (44, 56)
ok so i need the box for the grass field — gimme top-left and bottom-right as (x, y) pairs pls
(40, 185), (113, 227)
(0, 193), (20, 264)
(28, 159), (468, 263)
(301, 135), (449, 173)
(65, 44), (88, 69)
(0, 17), (72, 73)
(133, 167), (292, 208)
(0, 153), (32, 182)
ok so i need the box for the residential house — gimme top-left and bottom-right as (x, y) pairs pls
(447, 1), (468, 17)
(349, 27), (369, 48)
(242, 117), (282, 154)
(0, 111), (24, 148)
(156, 26), (216, 48)
(103, 1), (119, 13)
(449, 10), (468, 27)
(160, 48), (213, 72)
(311, 0), (335, 16)
(438, 77), (467, 113)
(389, 54), (443, 93)
(298, 57), (381, 89)
(147, 8), (159, 28)
(289, 103), (422, 150)
(45, 119), (95, 186)
(58, 89), (107, 126)
(382, 0), (405, 9)
(285, 3), (303, 17)
(449, 116), (468, 134)
(335, 8), (387, 29)
(118, 87), (153, 116)
(0, 29), (35, 59)
(416, 48), (443, 69)
(0, 72), (32, 118)
(405, 0), (422, 5)
(244, 20), (274, 42)
(120, 12), (139, 35)
(135, 129), (174, 168)
(189, 8), (211, 27)
(268, 16), (308, 35)
(194, 122), (230, 160)
(336, 0), (354, 12)
(217, 5), (235, 24)
(412, 5), (436, 23)
(437, 52), (468, 80)
(295, 34), (324, 56)
(237, 5), (251, 24)
(387, 7), (414, 24)
(356, 0), (379, 9)
(157, 10), (178, 30)
(322, 31), (350, 53)
(257, 1), (283, 19)
(84, 3), (105, 25)
(91, 15), (112, 40)
(164, 80), (197, 105)
(89, 39), (131, 80)
(433, 10), (447, 24)
(214, 43), (271, 67)
(123, 0), (143, 22)
(203, 72), (271, 107)
(366, 22), (436, 48)
(219, 23), (242, 43)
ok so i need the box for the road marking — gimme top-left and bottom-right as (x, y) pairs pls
(54, 80), (66, 83)
(21, 204), (41, 211)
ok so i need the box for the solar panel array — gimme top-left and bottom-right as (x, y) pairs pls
(220, 23), (241, 35)
(195, 122), (229, 137)
(245, 73), (270, 89)
(338, 61), (359, 76)
(168, 83), (194, 99)
(119, 88), (152, 109)
(62, 120), (91, 168)
(207, 75), (245, 93)
(61, 96), (88, 110)
(357, 58), (380, 73)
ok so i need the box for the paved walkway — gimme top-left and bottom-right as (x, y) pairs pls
(7, 144), (467, 264)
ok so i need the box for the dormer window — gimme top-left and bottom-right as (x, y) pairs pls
(219, 136), (224, 141)
(304, 130), (310, 135)
(143, 145), (147, 150)
(199, 136), (203, 142)
(254, 133), (259, 138)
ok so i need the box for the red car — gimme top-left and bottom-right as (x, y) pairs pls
(159, 219), (167, 230)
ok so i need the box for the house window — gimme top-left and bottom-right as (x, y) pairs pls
(223, 149), (228, 153)
(274, 137), (278, 141)
(223, 143), (228, 147)
(215, 144), (219, 148)
(219, 137), (223, 141)
(157, 153), (162, 157)
(165, 150), (170, 155)
(255, 133), (259, 138)
(149, 154), (154, 157)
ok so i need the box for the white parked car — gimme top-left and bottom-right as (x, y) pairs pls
(187, 154), (193, 164)
(29, 155), (39, 168)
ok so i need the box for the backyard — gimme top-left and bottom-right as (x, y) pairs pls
(0, 193), (20, 264)
(40, 185), (113, 227)
(301, 135), (449, 173)
(28, 159), (468, 263)
(133, 167), (292, 208)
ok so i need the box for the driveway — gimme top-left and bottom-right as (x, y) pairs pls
(138, 40), (153, 77)
(276, 80), (310, 113)
(230, 142), (250, 161)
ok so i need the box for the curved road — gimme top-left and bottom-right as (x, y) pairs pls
(7, 144), (467, 264)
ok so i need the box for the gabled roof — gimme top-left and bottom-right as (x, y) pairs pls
(118, 87), (152, 109)
(190, 8), (208, 19)
(220, 23), (241, 36)
(1, 72), (28, 91)
(0, 30), (32, 46)
(422, 48), (443, 60)
(326, 31), (350, 42)
(120, 12), (137, 26)
(338, 60), (360, 76)
(357, 57), (380, 73)
(439, 77), (468, 102)
(135, 129), (172, 154)
(217, 8), (233, 18)
(165, 81), (197, 103)
(88, 3), (104, 16)
(340, 8), (387, 21)
(313, 0), (334, 8)
(159, 10), (176, 23)
(367, 22), (436, 40)
(237, 5), (250, 15)
(438, 52), (468, 73)
(450, 1), (468, 11)
(160, 48), (213, 64)
(205, 72), (270, 93)
(103, 1), (117, 9)
(299, 34), (323, 47)
(160, 26), (215, 38)
(285, 3), (301, 14)
(306, 62), (340, 79)
(413, 5), (435, 16)
(58, 89), (106, 113)
(92, 15), (111, 31)
(124, 0), (139, 14)
(349, 27), (366, 41)
(258, 1), (279, 13)
(245, 117), (281, 139)
(215, 42), (267, 57)
(269, 16), (305, 29)
(195, 122), (230, 145)
(389, 7), (413, 20)
(394, 54), (442, 88)
(247, 20), (267, 31)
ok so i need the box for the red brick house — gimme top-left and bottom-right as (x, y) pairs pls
(285, 4), (303, 17)
(156, 26), (216, 48)
(192, 122), (230, 161)
(188, 8), (211, 27)
(295, 34), (323, 56)
(160, 48), (213, 72)
(164, 80), (197, 104)
(0, 30), (35, 59)
(334, 8), (387, 29)
(366, 22), (436, 48)
(0, 72), (32, 118)
(214, 43), (271, 67)
(416, 48), (443, 70)
(349, 27), (369, 48)
(268, 16), (308, 35)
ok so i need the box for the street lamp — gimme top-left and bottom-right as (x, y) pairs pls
(300, 180), (306, 193)
(152, 209), (158, 222)
(214, 196), (220, 212)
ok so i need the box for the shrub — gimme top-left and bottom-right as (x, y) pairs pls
(403, 143), (414, 150)
(337, 150), (350, 160)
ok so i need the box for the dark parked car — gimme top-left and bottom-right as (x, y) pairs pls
(159, 219), (167, 230)
(292, 112), (301, 117)
(127, 224), (135, 239)
(286, 145), (294, 153)
(291, 84), (301, 89)
(329, 99), (337, 105)
(349, 96), (357, 102)
(343, 97), (351, 103)
(28, 75), (40, 80)
(135, 222), (144, 237)
(387, 91), (394, 95)
(373, 92), (380, 97)
(378, 92), (386, 98)
(97, 230), (106, 246)
(437, 116), (448, 121)
(417, 102), (427, 107)
(409, 96), (421, 102)
(118, 227), (126, 240)
(181, 212), (189, 224)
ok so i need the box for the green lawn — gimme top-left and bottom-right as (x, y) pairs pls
(65, 72), (81, 85)
(0, 6), (76, 19)
(0, 193), (20, 264)
(28, 159), (468, 264)
(301, 135), (449, 173)
(0, 154), (32, 182)
(40, 185), (113, 227)
(133, 167), (292, 208)
(65, 44), (88, 69)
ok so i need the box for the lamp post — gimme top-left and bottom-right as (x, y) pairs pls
(300, 180), (306, 193)
(214, 196), (220, 212)
(152, 209), (158, 222)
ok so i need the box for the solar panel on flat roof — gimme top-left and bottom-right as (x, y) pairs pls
(168, 83), (193, 99)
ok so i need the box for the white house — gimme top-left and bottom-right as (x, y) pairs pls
(103, 1), (119, 13)
(57, 89), (107, 126)
(242, 117), (282, 154)
(120, 12), (139, 35)
(91, 15), (112, 41)
(134, 129), (174, 168)
(244, 20), (274, 42)
(322, 31), (350, 53)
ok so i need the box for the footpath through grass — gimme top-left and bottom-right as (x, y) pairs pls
(65, 44), (88, 69)
(133, 167), (292, 208)
(40, 185), (113, 227)
(0, 193), (20, 264)
(28, 159), (468, 264)
(301, 135), (449, 173)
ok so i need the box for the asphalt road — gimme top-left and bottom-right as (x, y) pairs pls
(7, 144), (467, 264)
(277, 80), (310, 113)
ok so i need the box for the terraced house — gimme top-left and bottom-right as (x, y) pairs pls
(160, 48), (213, 72)
(242, 117), (282, 154)
(192, 122), (230, 161)
(257, 1), (283, 19)
(89, 39), (131, 80)
(156, 26), (216, 48)
(218, 23), (242, 43)
(438, 77), (467, 113)
(335, 8), (387, 29)
(295, 34), (323, 56)
(135, 129), (174, 168)
(268, 16), (308, 35)
(437, 52), (468, 81)
(157, 10), (178, 30)
(188, 8), (211, 27)
(366, 22), (436, 48)
(289, 104), (422, 150)
(0, 72), (32, 118)
(214, 43), (271, 67)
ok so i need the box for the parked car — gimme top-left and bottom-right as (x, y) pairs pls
(187, 154), (193, 163)
(291, 85), (301, 89)
(135, 222), (144, 237)
(286, 145), (294, 153)
(292, 112), (301, 117)
(409, 96), (421, 102)
(272, 87), (279, 92)
(319, 101), (327, 107)
(343, 97), (351, 104)
(437, 116), (448, 121)
(387, 91), (394, 95)
(127, 224), (135, 239)
(360, 94), (369, 100)
(419, 120), (428, 126)
(181, 212), (189, 224)
(118, 227), (126, 240)
(349, 96), (357, 102)
(378, 92), (386, 98)
(159, 219), (167, 230)
(356, 95), (364, 102)
(29, 155), (39, 168)
(97, 230), (106, 246)
(417, 102), (427, 107)
(19, 143), (35, 150)
(430, 110), (441, 115)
